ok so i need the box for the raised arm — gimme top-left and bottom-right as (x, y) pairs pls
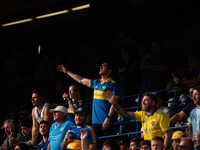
(106, 90), (135, 119)
(81, 129), (88, 150)
(80, 129), (96, 150)
(57, 64), (90, 87)
(102, 96), (119, 130)
(63, 93), (76, 113)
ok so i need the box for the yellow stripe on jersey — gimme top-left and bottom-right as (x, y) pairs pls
(100, 78), (116, 83)
(93, 90), (107, 100)
(67, 139), (82, 150)
(89, 79), (92, 87)
(67, 108), (73, 113)
(85, 125), (96, 143)
(93, 90), (119, 101)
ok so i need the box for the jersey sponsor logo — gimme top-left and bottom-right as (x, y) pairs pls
(144, 128), (153, 134)
(93, 90), (107, 100)
(151, 121), (155, 126)
(95, 86), (98, 88)
(51, 134), (62, 140)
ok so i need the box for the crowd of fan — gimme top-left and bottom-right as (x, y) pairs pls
(1, 21), (200, 150)
(1, 85), (200, 150)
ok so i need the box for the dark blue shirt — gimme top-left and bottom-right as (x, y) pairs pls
(182, 102), (196, 117)
(37, 140), (49, 150)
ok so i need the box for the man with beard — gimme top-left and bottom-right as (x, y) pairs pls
(106, 91), (171, 150)
(57, 60), (120, 137)
(31, 89), (53, 146)
(61, 107), (96, 150)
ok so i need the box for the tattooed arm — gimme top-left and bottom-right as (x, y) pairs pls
(106, 90), (135, 119)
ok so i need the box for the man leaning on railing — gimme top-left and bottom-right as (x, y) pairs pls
(106, 91), (171, 150)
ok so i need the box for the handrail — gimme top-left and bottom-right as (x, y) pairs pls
(96, 125), (189, 139)
(114, 119), (136, 125)
(119, 87), (186, 100)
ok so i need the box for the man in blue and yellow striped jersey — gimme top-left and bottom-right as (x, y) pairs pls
(57, 60), (120, 137)
(61, 107), (96, 150)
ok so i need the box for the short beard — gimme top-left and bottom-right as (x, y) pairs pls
(76, 119), (85, 126)
(77, 122), (84, 126)
(142, 105), (151, 111)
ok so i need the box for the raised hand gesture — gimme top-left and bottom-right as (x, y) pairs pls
(57, 64), (68, 73)
(80, 128), (87, 140)
(106, 90), (116, 105)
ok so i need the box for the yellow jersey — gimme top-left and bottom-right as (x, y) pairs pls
(134, 109), (170, 140)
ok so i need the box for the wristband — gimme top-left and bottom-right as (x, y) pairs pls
(106, 116), (111, 119)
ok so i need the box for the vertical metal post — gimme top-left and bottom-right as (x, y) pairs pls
(173, 88), (177, 116)
(135, 93), (141, 137)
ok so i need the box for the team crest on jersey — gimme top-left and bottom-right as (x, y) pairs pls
(143, 121), (145, 123)
(61, 128), (64, 132)
(102, 86), (107, 90)
(151, 121), (155, 126)
(95, 86), (98, 88)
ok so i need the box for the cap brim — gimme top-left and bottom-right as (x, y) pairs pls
(75, 111), (87, 116)
(49, 109), (56, 113)
(49, 109), (67, 114)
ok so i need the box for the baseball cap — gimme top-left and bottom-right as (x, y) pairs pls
(49, 106), (67, 114)
(172, 131), (185, 140)
(75, 107), (88, 116)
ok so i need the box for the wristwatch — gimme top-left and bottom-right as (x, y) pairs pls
(106, 115), (111, 119)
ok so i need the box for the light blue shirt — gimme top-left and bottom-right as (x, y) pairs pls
(48, 119), (75, 150)
(189, 107), (200, 138)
